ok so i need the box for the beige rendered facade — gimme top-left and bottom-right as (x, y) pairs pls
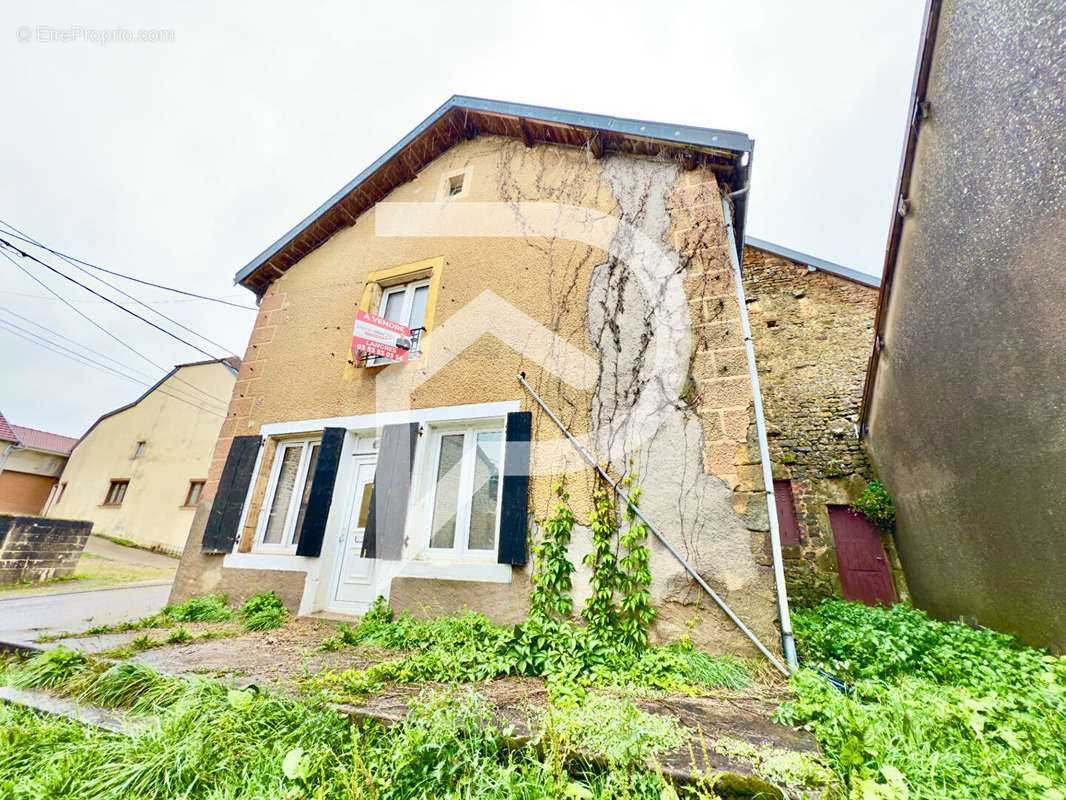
(48, 359), (238, 553)
(172, 98), (785, 659)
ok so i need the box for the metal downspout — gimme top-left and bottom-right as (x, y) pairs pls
(517, 373), (790, 677)
(721, 195), (798, 673)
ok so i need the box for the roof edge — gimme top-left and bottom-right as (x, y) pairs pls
(859, 0), (942, 436)
(234, 95), (754, 288)
(745, 236), (881, 288)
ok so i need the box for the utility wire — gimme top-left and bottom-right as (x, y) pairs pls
(0, 317), (145, 385)
(0, 222), (240, 355)
(0, 313), (228, 414)
(0, 223), (257, 311)
(0, 304), (157, 382)
(0, 322), (226, 418)
(0, 249), (231, 409)
(0, 235), (222, 361)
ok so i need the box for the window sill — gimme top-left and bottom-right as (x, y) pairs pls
(223, 552), (319, 573)
(394, 560), (511, 584)
(100, 503), (123, 508)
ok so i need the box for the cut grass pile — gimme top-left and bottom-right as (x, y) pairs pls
(0, 649), (742, 799)
(780, 600), (1066, 800)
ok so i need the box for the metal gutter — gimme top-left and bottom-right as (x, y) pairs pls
(744, 236), (881, 288)
(723, 199), (798, 673)
(859, 0), (942, 437)
(234, 95), (754, 287)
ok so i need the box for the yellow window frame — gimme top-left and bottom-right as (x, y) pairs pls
(346, 256), (444, 377)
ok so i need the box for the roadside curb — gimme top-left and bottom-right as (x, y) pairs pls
(0, 581), (173, 603)
(0, 639), (43, 656)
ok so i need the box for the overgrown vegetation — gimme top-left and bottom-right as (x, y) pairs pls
(780, 600), (1066, 799)
(0, 652), (731, 799)
(850, 480), (895, 531)
(313, 482), (750, 701)
(239, 589), (289, 631)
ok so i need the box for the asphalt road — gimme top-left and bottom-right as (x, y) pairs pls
(0, 582), (172, 647)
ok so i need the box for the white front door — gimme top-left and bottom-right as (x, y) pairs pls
(330, 456), (379, 613)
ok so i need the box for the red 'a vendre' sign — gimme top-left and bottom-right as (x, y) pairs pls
(352, 310), (413, 363)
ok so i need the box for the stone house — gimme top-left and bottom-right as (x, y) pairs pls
(47, 358), (238, 553)
(742, 239), (907, 607)
(171, 96), (793, 661)
(0, 411), (78, 515)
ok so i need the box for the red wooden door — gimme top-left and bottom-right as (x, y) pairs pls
(828, 505), (897, 606)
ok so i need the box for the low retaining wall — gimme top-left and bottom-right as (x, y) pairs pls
(0, 515), (92, 585)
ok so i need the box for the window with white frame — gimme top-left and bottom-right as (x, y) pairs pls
(370, 280), (430, 364)
(425, 423), (504, 557)
(258, 437), (320, 550)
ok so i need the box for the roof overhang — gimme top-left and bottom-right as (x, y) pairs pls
(745, 236), (880, 288)
(235, 95), (754, 296)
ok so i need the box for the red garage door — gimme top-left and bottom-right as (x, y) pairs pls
(828, 505), (897, 606)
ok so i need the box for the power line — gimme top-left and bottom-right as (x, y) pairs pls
(0, 321), (226, 418)
(0, 313), (229, 414)
(0, 317), (145, 385)
(0, 305), (157, 382)
(0, 249), (233, 408)
(0, 222), (241, 355)
(0, 235), (223, 361)
(0, 223), (257, 311)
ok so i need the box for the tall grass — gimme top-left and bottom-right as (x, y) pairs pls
(781, 600), (1066, 799)
(0, 654), (708, 799)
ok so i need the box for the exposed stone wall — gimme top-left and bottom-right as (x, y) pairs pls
(740, 246), (907, 605)
(0, 514), (92, 585)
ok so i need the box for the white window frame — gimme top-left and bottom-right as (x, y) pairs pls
(254, 436), (321, 553)
(368, 279), (430, 365)
(421, 421), (505, 561)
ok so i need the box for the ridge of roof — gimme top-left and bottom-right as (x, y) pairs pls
(745, 236), (881, 288)
(235, 95), (754, 294)
(74, 358), (237, 447)
(10, 425), (79, 455)
(0, 411), (17, 443)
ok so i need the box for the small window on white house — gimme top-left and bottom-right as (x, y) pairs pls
(369, 280), (430, 364)
(447, 173), (464, 196)
(426, 424), (504, 557)
(259, 438), (321, 550)
(133, 441), (146, 459)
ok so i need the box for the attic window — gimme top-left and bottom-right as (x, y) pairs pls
(437, 167), (472, 201)
(133, 441), (146, 459)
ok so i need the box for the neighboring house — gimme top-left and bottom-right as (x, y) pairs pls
(47, 358), (239, 554)
(0, 411), (78, 515)
(742, 239), (907, 608)
(171, 96), (789, 657)
(861, 0), (1065, 650)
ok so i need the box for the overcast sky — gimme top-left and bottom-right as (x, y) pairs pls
(1, 1), (926, 437)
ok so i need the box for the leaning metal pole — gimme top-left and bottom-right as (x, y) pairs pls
(517, 373), (790, 677)
(721, 195), (799, 673)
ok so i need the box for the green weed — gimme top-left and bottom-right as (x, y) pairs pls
(240, 590), (288, 631)
(781, 600), (1066, 799)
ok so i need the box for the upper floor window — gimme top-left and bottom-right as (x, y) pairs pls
(368, 280), (429, 365)
(425, 423), (504, 558)
(104, 480), (129, 506)
(258, 437), (320, 551)
(133, 441), (146, 459)
(184, 480), (205, 508)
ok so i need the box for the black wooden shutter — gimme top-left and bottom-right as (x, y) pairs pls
(201, 435), (261, 553)
(361, 422), (419, 561)
(497, 411), (532, 566)
(295, 427), (347, 557)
